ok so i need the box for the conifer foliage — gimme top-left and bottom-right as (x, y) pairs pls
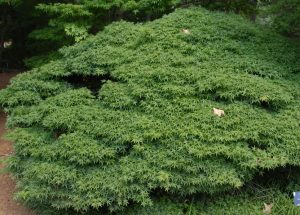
(0, 7), (299, 213)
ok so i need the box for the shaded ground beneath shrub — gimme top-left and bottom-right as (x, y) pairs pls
(0, 71), (35, 215)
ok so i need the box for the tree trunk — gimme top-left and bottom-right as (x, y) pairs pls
(250, 0), (258, 22)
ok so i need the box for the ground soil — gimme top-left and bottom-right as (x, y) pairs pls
(0, 71), (36, 215)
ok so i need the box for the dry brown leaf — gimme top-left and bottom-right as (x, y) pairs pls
(181, 29), (191, 34)
(263, 203), (273, 214)
(213, 108), (225, 117)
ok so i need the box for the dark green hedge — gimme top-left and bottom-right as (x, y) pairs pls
(0, 7), (299, 213)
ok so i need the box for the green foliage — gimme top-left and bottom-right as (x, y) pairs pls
(260, 0), (300, 36)
(1, 0), (296, 69)
(184, 0), (258, 17)
(27, 0), (181, 66)
(122, 186), (300, 215)
(0, 7), (299, 213)
(0, 0), (20, 5)
(23, 51), (61, 69)
(27, 0), (263, 68)
(31, 3), (93, 42)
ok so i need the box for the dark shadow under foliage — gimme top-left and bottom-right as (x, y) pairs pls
(63, 74), (113, 96)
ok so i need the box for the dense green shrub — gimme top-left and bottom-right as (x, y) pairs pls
(122, 186), (300, 215)
(123, 168), (300, 214)
(25, 0), (181, 68)
(32, 0), (260, 44)
(0, 7), (299, 213)
(26, 0), (262, 68)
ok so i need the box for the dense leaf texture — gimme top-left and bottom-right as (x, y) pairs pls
(0, 7), (299, 212)
(263, 0), (300, 36)
(121, 188), (300, 215)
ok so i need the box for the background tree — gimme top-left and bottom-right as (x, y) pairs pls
(260, 0), (300, 37)
(0, 0), (47, 69)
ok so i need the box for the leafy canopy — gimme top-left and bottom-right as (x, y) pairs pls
(0, 7), (299, 213)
